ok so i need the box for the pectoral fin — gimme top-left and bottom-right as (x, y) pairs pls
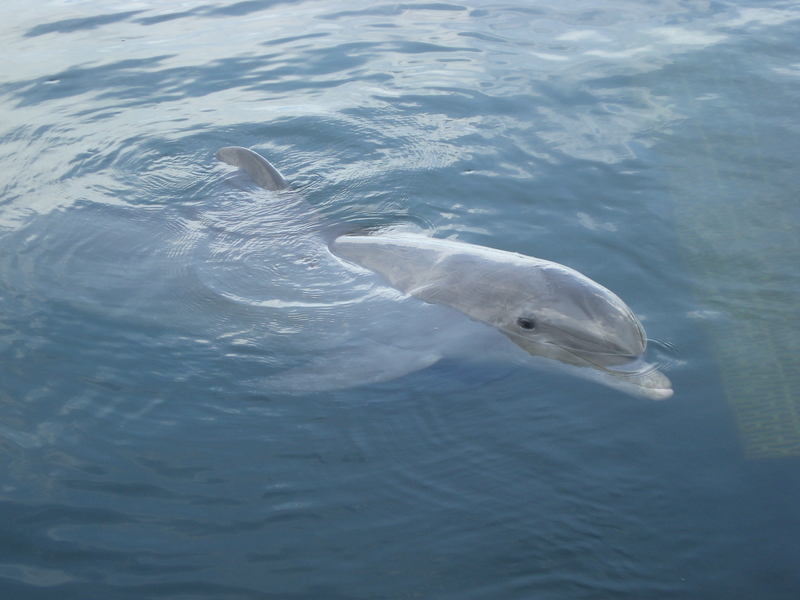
(259, 340), (443, 395)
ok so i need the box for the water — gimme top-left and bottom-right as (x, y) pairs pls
(0, 1), (798, 598)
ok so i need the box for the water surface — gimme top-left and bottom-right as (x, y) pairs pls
(0, 1), (799, 598)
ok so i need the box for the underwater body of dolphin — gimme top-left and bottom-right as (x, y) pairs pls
(217, 146), (673, 400)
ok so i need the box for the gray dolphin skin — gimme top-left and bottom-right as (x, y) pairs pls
(217, 147), (673, 400)
(217, 146), (290, 191)
(331, 234), (673, 400)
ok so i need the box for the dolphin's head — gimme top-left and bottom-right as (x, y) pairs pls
(490, 262), (673, 400)
(331, 233), (673, 400)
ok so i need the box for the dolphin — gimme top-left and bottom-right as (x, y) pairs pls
(216, 146), (673, 400)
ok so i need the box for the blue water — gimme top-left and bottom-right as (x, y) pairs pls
(1, 1), (799, 598)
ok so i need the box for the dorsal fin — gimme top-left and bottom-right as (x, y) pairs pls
(216, 146), (289, 191)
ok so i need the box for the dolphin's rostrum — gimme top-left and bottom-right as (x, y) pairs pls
(217, 146), (673, 400)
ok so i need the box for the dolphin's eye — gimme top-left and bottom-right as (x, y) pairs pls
(517, 317), (536, 331)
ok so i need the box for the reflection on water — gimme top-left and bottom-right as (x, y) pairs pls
(0, 0), (799, 598)
(645, 17), (800, 457)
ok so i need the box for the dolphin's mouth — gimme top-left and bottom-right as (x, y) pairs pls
(503, 330), (673, 399)
(562, 348), (648, 374)
(504, 328), (646, 373)
(561, 347), (673, 400)
(538, 319), (647, 358)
